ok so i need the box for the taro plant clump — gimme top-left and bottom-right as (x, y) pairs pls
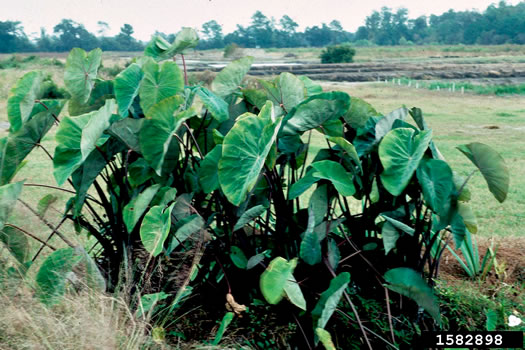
(0, 27), (509, 348)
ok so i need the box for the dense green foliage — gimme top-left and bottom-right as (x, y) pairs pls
(320, 44), (356, 64)
(0, 28), (510, 348)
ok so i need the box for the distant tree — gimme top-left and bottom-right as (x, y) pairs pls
(53, 19), (98, 51)
(36, 28), (56, 51)
(200, 20), (224, 49)
(0, 21), (34, 52)
(97, 21), (110, 36)
(116, 24), (142, 51)
(304, 24), (334, 47)
(277, 15), (302, 47)
(249, 11), (275, 47)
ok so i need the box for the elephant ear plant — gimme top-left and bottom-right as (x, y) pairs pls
(0, 28), (509, 348)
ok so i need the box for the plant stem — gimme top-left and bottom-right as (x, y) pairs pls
(5, 224), (57, 251)
(18, 198), (74, 247)
(32, 216), (67, 262)
(181, 54), (188, 85)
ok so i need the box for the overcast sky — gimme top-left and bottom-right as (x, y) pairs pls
(2, 0), (522, 41)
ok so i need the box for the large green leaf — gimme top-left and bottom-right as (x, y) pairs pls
(167, 214), (205, 253)
(107, 118), (144, 153)
(218, 101), (282, 206)
(198, 145), (222, 194)
(53, 99), (116, 185)
(140, 203), (175, 257)
(281, 91), (350, 136)
(144, 28), (199, 61)
(64, 48), (102, 104)
(233, 204), (267, 231)
(343, 96), (378, 129)
(375, 107), (408, 141)
(284, 274), (307, 311)
(300, 185), (328, 265)
(416, 158), (455, 215)
(311, 160), (355, 196)
(139, 60), (184, 113)
(0, 100), (64, 185)
(312, 272), (351, 330)
(0, 226), (30, 266)
(171, 27), (199, 54)
(260, 73), (305, 116)
(139, 96), (193, 175)
(7, 71), (43, 132)
(457, 143), (509, 203)
(0, 182), (23, 230)
(114, 63), (144, 117)
(195, 87), (229, 123)
(211, 56), (254, 99)
(36, 247), (105, 305)
(144, 36), (171, 60)
(68, 80), (114, 116)
(260, 257), (297, 305)
(381, 221), (400, 255)
(384, 267), (441, 324)
(123, 184), (161, 233)
(379, 128), (432, 196)
(298, 76), (323, 96)
(327, 136), (362, 173)
(288, 169), (319, 200)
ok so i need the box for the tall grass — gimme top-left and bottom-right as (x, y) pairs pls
(0, 283), (151, 349)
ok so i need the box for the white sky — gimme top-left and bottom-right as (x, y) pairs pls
(1, 0), (522, 41)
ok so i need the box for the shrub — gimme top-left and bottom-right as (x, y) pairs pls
(0, 29), (510, 348)
(223, 43), (242, 58)
(320, 44), (356, 63)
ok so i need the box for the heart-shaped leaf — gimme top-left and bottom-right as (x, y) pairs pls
(384, 267), (441, 324)
(281, 91), (350, 136)
(260, 257), (298, 305)
(7, 71), (43, 132)
(139, 96), (194, 175)
(123, 184), (161, 233)
(114, 63), (144, 118)
(416, 158), (455, 215)
(53, 99), (116, 185)
(211, 56), (254, 99)
(139, 60), (184, 113)
(457, 143), (509, 203)
(379, 128), (432, 196)
(219, 101), (282, 206)
(312, 272), (350, 330)
(140, 203), (175, 257)
(0, 100), (64, 185)
(311, 160), (355, 196)
(64, 48), (102, 104)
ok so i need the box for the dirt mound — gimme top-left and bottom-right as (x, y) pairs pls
(439, 236), (525, 285)
(188, 61), (525, 82)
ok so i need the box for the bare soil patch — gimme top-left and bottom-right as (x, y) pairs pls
(439, 236), (525, 286)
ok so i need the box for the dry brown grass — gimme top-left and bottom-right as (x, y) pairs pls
(0, 283), (151, 350)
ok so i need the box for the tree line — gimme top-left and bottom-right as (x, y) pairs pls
(1, 1), (524, 53)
